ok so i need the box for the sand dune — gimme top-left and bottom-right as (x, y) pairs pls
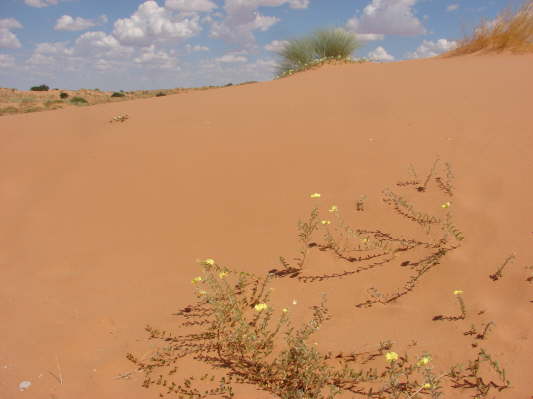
(1, 53), (532, 398)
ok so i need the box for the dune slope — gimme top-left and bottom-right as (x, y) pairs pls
(1, 53), (532, 398)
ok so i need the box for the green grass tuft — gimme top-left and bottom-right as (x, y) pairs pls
(274, 27), (364, 78)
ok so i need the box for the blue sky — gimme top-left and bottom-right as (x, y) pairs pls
(0, 0), (523, 91)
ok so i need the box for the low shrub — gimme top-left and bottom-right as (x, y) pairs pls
(59, 92), (69, 99)
(111, 92), (126, 98)
(70, 96), (88, 105)
(155, 92), (166, 97)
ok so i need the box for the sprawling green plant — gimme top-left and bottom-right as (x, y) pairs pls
(275, 28), (361, 78)
(128, 160), (511, 398)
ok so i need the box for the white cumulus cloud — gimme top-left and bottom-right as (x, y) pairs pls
(164, 0), (217, 12)
(405, 38), (457, 59)
(367, 46), (394, 61)
(0, 18), (22, 49)
(210, 0), (309, 48)
(0, 54), (16, 68)
(74, 31), (134, 58)
(346, 0), (426, 39)
(24, 0), (64, 7)
(185, 43), (209, 52)
(353, 33), (385, 42)
(113, 1), (202, 46)
(447, 4), (459, 12)
(134, 45), (179, 69)
(216, 54), (248, 63)
(264, 39), (289, 52)
(55, 15), (108, 31)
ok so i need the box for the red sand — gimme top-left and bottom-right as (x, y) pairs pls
(1, 53), (532, 398)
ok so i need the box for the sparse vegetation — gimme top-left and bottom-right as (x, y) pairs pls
(128, 160), (511, 398)
(275, 27), (363, 78)
(111, 91), (126, 98)
(59, 92), (69, 99)
(70, 96), (88, 105)
(0, 106), (18, 115)
(442, 0), (533, 56)
(156, 92), (167, 97)
(30, 84), (50, 91)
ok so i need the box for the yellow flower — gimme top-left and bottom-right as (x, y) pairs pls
(441, 202), (451, 209)
(321, 220), (331, 225)
(254, 303), (268, 312)
(204, 258), (215, 266)
(385, 352), (399, 362)
(328, 205), (338, 213)
(282, 308), (288, 313)
(191, 276), (203, 284)
(423, 383), (431, 389)
(361, 238), (369, 243)
(453, 290), (464, 295)
(198, 290), (207, 295)
(218, 271), (228, 279)
(310, 193), (321, 198)
(292, 299), (298, 305)
(418, 356), (431, 366)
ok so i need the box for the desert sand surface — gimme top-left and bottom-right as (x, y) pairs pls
(1, 53), (532, 398)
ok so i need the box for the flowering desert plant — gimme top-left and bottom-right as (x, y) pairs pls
(128, 161), (510, 398)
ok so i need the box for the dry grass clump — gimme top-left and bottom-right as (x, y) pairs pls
(442, 0), (533, 56)
(128, 159), (512, 398)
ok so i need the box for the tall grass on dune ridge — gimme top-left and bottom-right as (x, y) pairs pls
(275, 28), (362, 78)
(442, 0), (533, 56)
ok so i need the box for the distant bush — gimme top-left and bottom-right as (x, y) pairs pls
(30, 84), (50, 91)
(111, 92), (125, 98)
(70, 96), (88, 105)
(59, 92), (69, 99)
(224, 83), (233, 87)
(155, 92), (166, 97)
(276, 27), (361, 78)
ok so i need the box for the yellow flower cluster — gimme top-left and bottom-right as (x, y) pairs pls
(218, 271), (228, 279)
(328, 205), (338, 212)
(254, 303), (268, 312)
(441, 202), (451, 208)
(191, 276), (203, 284)
(453, 289), (464, 295)
(310, 193), (321, 198)
(385, 352), (399, 362)
(321, 220), (331, 225)
(417, 356), (431, 366)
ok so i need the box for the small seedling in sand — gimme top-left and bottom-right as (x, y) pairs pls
(433, 290), (466, 321)
(489, 254), (516, 281)
(109, 113), (129, 123)
(526, 265), (533, 283)
(355, 195), (367, 211)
